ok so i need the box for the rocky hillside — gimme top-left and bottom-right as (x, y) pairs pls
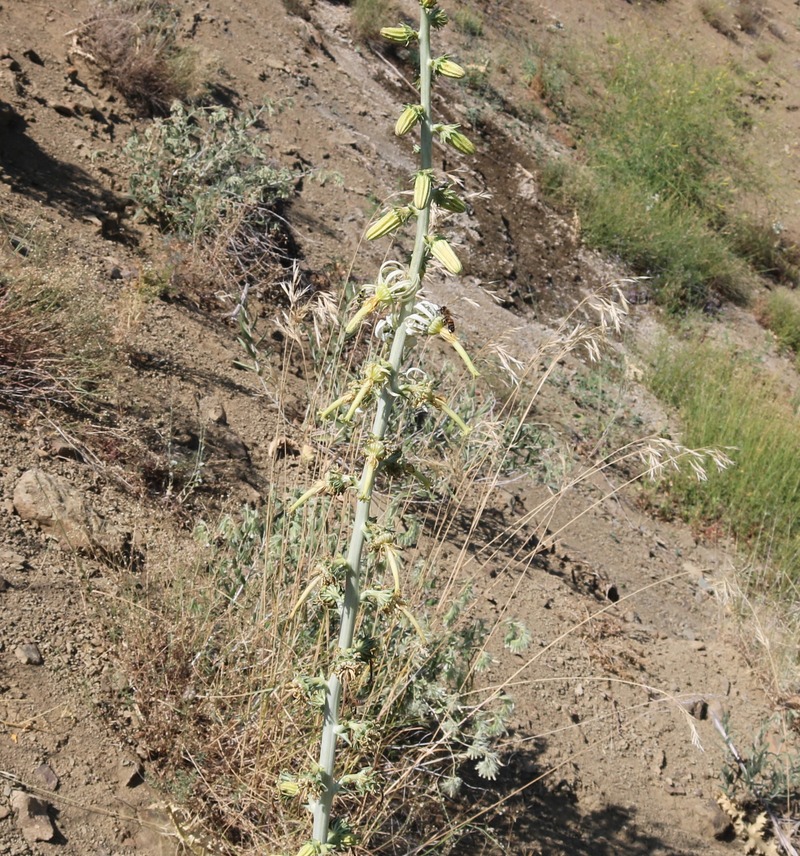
(1, 0), (798, 854)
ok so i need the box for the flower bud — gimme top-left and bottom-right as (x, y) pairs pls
(435, 124), (476, 156)
(432, 57), (466, 79)
(413, 170), (433, 210)
(447, 130), (475, 155)
(380, 24), (418, 44)
(277, 778), (300, 798)
(395, 104), (423, 137)
(427, 236), (462, 274)
(434, 187), (467, 213)
(365, 207), (413, 241)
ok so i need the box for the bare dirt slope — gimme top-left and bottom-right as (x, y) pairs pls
(1, 0), (798, 854)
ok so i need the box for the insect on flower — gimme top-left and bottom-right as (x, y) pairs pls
(440, 305), (456, 333)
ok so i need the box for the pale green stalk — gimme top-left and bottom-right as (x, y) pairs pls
(310, 4), (434, 844)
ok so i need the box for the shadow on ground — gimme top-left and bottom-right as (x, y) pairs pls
(0, 108), (124, 222)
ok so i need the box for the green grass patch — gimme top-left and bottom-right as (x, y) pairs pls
(756, 287), (800, 363)
(648, 336), (800, 588)
(454, 9), (484, 37)
(350, 0), (391, 42)
(541, 46), (800, 311)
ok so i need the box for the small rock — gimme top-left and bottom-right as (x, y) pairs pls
(0, 804), (10, 820)
(13, 468), (126, 557)
(73, 96), (97, 116)
(102, 256), (123, 280)
(35, 765), (58, 791)
(681, 698), (708, 721)
(117, 756), (144, 788)
(0, 575), (9, 592)
(707, 699), (726, 725)
(9, 235), (31, 257)
(0, 550), (27, 571)
(682, 560), (703, 580)
(0, 54), (21, 74)
(268, 435), (298, 458)
(0, 100), (23, 128)
(10, 790), (56, 843)
(692, 798), (732, 839)
(14, 643), (42, 665)
(50, 439), (83, 461)
(200, 396), (227, 425)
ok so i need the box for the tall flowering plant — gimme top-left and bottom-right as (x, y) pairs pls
(284, 2), (480, 851)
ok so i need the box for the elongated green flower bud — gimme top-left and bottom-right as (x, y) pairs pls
(433, 186), (467, 213)
(432, 56), (466, 79)
(447, 130), (475, 155)
(365, 206), (412, 241)
(413, 170), (433, 210)
(435, 124), (476, 156)
(427, 236), (462, 274)
(420, 0), (437, 8)
(278, 775), (301, 798)
(395, 104), (423, 137)
(380, 24), (418, 44)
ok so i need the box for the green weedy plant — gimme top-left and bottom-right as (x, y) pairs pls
(284, 3), (482, 851)
(757, 287), (800, 363)
(126, 101), (294, 242)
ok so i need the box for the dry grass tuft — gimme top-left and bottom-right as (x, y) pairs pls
(0, 271), (110, 415)
(350, 0), (392, 43)
(754, 286), (800, 364)
(75, 0), (206, 116)
(734, 0), (767, 35)
(697, 0), (739, 39)
(0, 287), (60, 411)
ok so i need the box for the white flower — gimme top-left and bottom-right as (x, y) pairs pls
(405, 300), (441, 336)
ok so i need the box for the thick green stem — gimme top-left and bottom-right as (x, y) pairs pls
(310, 4), (434, 845)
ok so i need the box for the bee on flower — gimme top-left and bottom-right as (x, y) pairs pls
(406, 300), (479, 377)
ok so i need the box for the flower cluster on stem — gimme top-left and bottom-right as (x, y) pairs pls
(286, 3), (478, 851)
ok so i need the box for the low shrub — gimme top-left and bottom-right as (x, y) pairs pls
(122, 496), (512, 852)
(126, 101), (294, 242)
(454, 9), (484, 37)
(725, 217), (800, 285)
(734, 0), (767, 34)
